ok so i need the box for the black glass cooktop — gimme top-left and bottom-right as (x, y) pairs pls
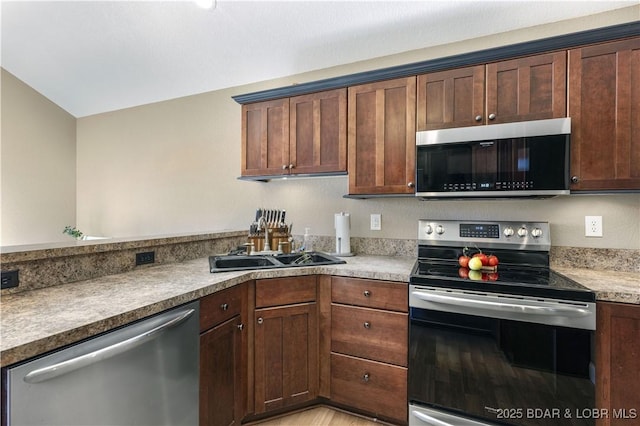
(410, 259), (595, 303)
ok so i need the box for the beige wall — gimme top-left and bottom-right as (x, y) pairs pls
(1, 69), (77, 246)
(3, 7), (639, 249)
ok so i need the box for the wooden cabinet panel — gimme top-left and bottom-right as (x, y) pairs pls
(254, 303), (319, 414)
(200, 285), (244, 332)
(596, 302), (640, 426)
(241, 90), (346, 178)
(255, 276), (317, 308)
(417, 65), (485, 130)
(331, 304), (407, 367)
(486, 51), (567, 123)
(331, 353), (407, 424)
(241, 99), (289, 177)
(418, 52), (566, 130)
(200, 316), (244, 426)
(348, 76), (416, 195)
(569, 37), (640, 191)
(331, 276), (408, 312)
(290, 89), (347, 175)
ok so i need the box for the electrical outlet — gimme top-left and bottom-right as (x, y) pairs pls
(370, 214), (381, 231)
(585, 216), (603, 237)
(135, 251), (155, 266)
(1, 270), (19, 289)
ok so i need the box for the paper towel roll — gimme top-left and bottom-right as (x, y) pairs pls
(334, 212), (352, 256)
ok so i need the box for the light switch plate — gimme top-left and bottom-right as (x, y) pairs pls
(370, 214), (381, 231)
(585, 216), (603, 237)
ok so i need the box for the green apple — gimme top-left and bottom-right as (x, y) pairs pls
(468, 257), (483, 271)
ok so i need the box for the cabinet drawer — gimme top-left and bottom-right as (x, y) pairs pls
(332, 304), (407, 366)
(331, 277), (407, 312)
(331, 353), (407, 424)
(200, 284), (244, 332)
(256, 276), (316, 308)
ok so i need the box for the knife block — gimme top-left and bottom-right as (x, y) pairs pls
(248, 226), (291, 253)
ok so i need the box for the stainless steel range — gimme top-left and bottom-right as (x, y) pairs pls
(408, 220), (596, 426)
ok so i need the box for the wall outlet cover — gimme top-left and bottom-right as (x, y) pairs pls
(585, 216), (603, 237)
(370, 214), (381, 231)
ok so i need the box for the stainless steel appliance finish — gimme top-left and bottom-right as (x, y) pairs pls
(416, 118), (571, 146)
(415, 118), (571, 199)
(409, 220), (596, 426)
(5, 301), (199, 426)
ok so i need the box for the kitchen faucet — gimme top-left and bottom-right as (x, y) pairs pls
(257, 216), (271, 252)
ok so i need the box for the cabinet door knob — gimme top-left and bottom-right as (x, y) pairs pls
(407, 182), (415, 188)
(221, 303), (229, 311)
(288, 164), (294, 170)
(363, 321), (371, 329)
(257, 317), (263, 324)
(488, 113), (496, 120)
(363, 290), (371, 297)
(571, 175), (580, 184)
(475, 115), (482, 122)
(362, 373), (370, 382)
(282, 164), (288, 170)
(237, 323), (244, 331)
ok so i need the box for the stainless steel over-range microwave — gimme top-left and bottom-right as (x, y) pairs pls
(415, 117), (571, 199)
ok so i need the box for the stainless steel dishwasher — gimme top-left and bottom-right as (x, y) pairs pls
(5, 301), (199, 426)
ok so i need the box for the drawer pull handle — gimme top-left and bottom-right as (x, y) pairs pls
(237, 323), (244, 331)
(363, 290), (371, 297)
(221, 303), (229, 311)
(257, 317), (263, 325)
(362, 373), (370, 382)
(363, 322), (371, 329)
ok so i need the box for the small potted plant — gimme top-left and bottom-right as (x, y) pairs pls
(63, 226), (84, 240)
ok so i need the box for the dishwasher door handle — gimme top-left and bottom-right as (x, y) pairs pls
(23, 308), (195, 384)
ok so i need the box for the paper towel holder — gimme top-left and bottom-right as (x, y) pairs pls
(334, 212), (354, 257)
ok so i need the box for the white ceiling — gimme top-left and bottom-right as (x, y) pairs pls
(1, 1), (637, 118)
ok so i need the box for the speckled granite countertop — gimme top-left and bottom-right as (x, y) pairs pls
(0, 255), (414, 367)
(1, 255), (638, 368)
(553, 266), (640, 304)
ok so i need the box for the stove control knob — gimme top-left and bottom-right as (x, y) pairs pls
(435, 225), (445, 235)
(424, 225), (433, 235)
(517, 227), (528, 238)
(503, 227), (514, 237)
(531, 227), (543, 238)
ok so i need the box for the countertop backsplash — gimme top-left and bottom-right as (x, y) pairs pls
(1, 231), (637, 294)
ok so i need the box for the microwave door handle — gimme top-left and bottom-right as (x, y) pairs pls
(411, 291), (591, 317)
(412, 410), (455, 426)
(23, 308), (195, 384)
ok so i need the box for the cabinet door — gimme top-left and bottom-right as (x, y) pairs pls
(290, 89), (347, 175)
(569, 37), (640, 191)
(254, 303), (318, 414)
(241, 99), (290, 177)
(348, 77), (416, 195)
(596, 302), (640, 426)
(417, 65), (485, 130)
(486, 51), (567, 124)
(200, 316), (244, 426)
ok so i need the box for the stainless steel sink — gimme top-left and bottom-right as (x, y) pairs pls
(209, 252), (345, 273)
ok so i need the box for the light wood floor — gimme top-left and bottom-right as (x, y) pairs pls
(251, 406), (383, 426)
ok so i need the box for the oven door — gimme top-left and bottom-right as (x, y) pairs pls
(408, 286), (595, 426)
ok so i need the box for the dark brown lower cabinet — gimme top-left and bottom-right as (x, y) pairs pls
(200, 316), (244, 426)
(596, 302), (640, 426)
(253, 277), (319, 415)
(200, 284), (247, 426)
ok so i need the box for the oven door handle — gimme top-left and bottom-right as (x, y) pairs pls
(411, 290), (591, 317)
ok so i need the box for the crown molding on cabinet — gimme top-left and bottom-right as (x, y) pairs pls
(232, 21), (640, 105)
